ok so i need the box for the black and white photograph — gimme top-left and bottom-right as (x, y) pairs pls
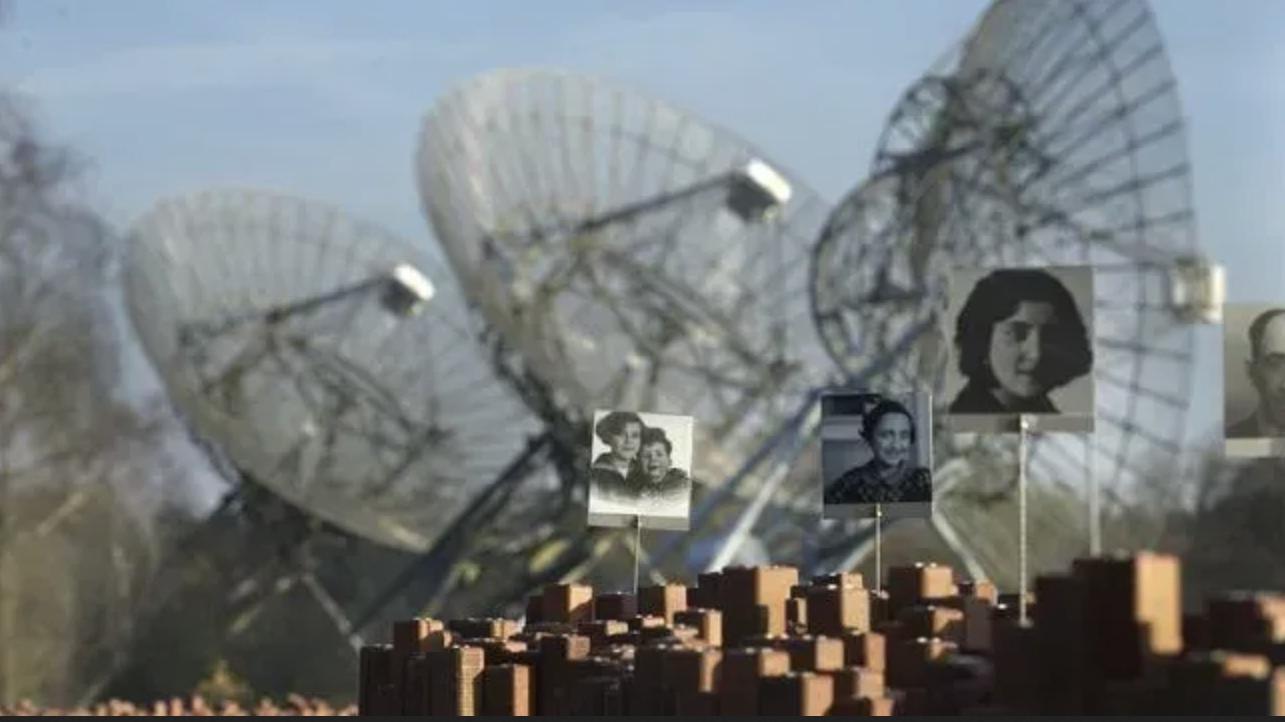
(1224, 304), (1285, 457)
(821, 390), (933, 520)
(944, 265), (1096, 433)
(586, 409), (694, 530)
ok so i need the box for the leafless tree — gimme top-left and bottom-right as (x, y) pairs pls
(0, 90), (168, 706)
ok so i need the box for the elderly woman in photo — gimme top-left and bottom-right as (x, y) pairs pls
(629, 426), (689, 511)
(824, 399), (930, 504)
(590, 411), (643, 502)
(949, 268), (1093, 415)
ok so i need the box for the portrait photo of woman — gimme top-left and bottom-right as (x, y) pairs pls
(821, 391), (933, 519)
(587, 409), (694, 530)
(945, 266), (1095, 431)
(588, 410), (644, 505)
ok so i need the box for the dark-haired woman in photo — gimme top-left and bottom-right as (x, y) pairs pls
(949, 268), (1093, 415)
(590, 411), (643, 503)
(824, 399), (931, 504)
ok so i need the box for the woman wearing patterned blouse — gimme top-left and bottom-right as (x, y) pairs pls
(824, 399), (930, 505)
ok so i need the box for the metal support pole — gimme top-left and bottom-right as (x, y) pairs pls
(1087, 438), (1101, 556)
(874, 504), (883, 594)
(632, 515), (642, 596)
(1018, 415), (1031, 625)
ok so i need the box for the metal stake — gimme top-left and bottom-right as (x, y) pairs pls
(632, 515), (642, 596)
(874, 503), (884, 594)
(1087, 438), (1101, 556)
(1018, 415), (1030, 625)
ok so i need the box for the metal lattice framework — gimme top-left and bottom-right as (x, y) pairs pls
(392, 68), (843, 604)
(807, 0), (1208, 580)
(419, 68), (834, 489)
(124, 189), (544, 555)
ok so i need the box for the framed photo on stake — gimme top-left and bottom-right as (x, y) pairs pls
(821, 389), (933, 520)
(586, 409), (694, 530)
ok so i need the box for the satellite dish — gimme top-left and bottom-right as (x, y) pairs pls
(810, 0), (1205, 579)
(417, 68), (833, 490)
(124, 188), (543, 554)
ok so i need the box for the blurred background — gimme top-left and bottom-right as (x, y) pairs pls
(0, 0), (1284, 708)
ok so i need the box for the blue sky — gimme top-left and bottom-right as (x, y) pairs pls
(1, 1), (1282, 457)
(1, 2), (1281, 287)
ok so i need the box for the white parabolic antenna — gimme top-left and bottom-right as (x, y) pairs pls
(417, 67), (834, 498)
(123, 188), (542, 553)
(807, 0), (1212, 578)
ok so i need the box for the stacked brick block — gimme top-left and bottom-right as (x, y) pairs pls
(358, 553), (1285, 716)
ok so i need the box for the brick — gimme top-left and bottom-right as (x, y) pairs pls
(673, 690), (718, 716)
(1165, 653), (1285, 715)
(390, 619), (450, 712)
(719, 566), (798, 644)
(1206, 592), (1285, 653)
(569, 675), (624, 715)
(639, 583), (687, 624)
(958, 579), (998, 604)
(628, 615), (666, 631)
(1183, 612), (1210, 652)
(523, 621), (576, 636)
(674, 608), (722, 648)
(826, 666), (884, 700)
(371, 683), (398, 716)
(358, 645), (393, 716)
(887, 563), (956, 615)
(427, 646), (484, 716)
(639, 624), (679, 642)
(720, 648), (791, 716)
(808, 585), (871, 636)
(392, 618), (446, 657)
(462, 638), (527, 666)
(781, 636), (845, 672)
(959, 596), (994, 654)
(840, 632), (885, 672)
(593, 592), (637, 621)
(898, 604), (964, 644)
(577, 620), (629, 648)
(874, 619), (906, 644)
(509, 651), (542, 714)
(630, 644), (673, 715)
(887, 636), (956, 689)
(447, 618), (519, 641)
(536, 635), (590, 715)
(402, 655), (431, 714)
(542, 583), (594, 625)
(480, 664), (530, 716)
(605, 631), (641, 647)
(758, 672), (835, 716)
(993, 619), (1039, 712)
(670, 625), (702, 646)
(1073, 553), (1182, 665)
(663, 647), (721, 697)
(687, 585), (715, 609)
(788, 596), (808, 627)
(868, 589), (891, 625)
(828, 695), (893, 716)
(1033, 575), (1088, 713)
(693, 571), (721, 610)
(813, 571), (864, 590)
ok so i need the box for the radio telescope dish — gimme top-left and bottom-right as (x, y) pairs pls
(418, 68), (833, 490)
(124, 188), (542, 553)
(810, 0), (1205, 579)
